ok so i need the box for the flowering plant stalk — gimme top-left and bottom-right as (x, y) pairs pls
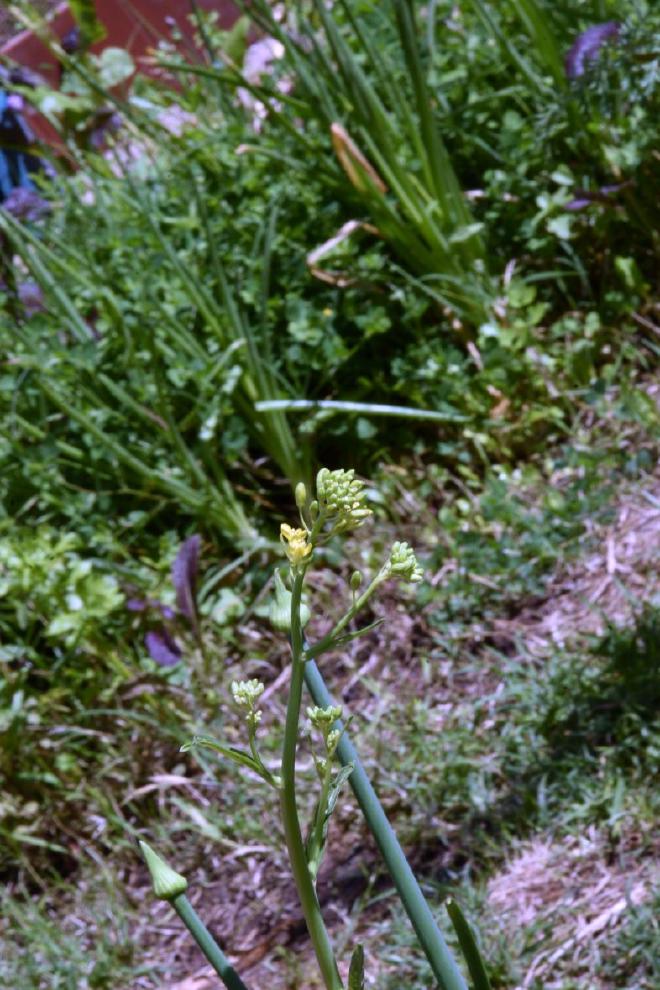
(140, 467), (489, 989)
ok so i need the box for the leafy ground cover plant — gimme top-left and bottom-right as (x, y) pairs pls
(0, 521), (237, 874)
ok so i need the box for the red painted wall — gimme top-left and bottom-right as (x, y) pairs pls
(1, 1), (240, 143)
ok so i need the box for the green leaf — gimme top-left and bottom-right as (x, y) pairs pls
(97, 47), (135, 89)
(446, 899), (492, 990)
(182, 735), (275, 785)
(348, 944), (365, 990)
(305, 763), (354, 881)
(68, 0), (106, 46)
(307, 619), (385, 660)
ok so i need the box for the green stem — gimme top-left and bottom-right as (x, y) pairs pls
(281, 571), (343, 990)
(172, 894), (249, 990)
(306, 572), (385, 660)
(303, 657), (469, 990)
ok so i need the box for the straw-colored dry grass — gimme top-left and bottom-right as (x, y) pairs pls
(488, 828), (658, 989)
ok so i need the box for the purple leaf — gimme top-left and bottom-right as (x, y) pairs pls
(2, 187), (51, 222)
(145, 630), (182, 667)
(126, 597), (149, 612)
(565, 22), (620, 79)
(172, 535), (201, 625)
(127, 597), (176, 619)
(565, 181), (628, 211)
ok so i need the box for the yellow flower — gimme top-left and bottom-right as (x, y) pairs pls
(280, 523), (312, 567)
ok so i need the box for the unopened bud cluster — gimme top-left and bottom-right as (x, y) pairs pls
(232, 678), (265, 729)
(316, 468), (372, 533)
(307, 704), (343, 757)
(387, 542), (424, 583)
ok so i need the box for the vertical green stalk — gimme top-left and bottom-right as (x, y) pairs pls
(281, 572), (343, 990)
(173, 895), (250, 990)
(303, 658), (469, 990)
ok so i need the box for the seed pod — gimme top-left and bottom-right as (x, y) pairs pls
(139, 840), (188, 901)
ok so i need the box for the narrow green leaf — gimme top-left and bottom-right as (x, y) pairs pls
(305, 763), (354, 881)
(255, 399), (470, 423)
(446, 899), (492, 990)
(307, 620), (386, 661)
(182, 736), (277, 786)
(68, 0), (106, 46)
(510, 0), (566, 89)
(348, 944), (365, 990)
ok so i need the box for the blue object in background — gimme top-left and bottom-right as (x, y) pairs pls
(0, 87), (40, 202)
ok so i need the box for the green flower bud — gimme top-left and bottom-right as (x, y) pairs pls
(307, 704), (343, 728)
(387, 542), (424, 583)
(326, 728), (341, 754)
(350, 570), (362, 592)
(295, 481), (307, 510)
(269, 568), (311, 633)
(315, 467), (372, 533)
(139, 840), (188, 901)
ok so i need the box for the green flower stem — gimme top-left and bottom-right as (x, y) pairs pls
(281, 571), (343, 990)
(306, 572), (386, 660)
(303, 657), (469, 990)
(172, 894), (249, 990)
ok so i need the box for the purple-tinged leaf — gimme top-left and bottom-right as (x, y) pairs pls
(126, 597), (149, 612)
(172, 535), (201, 625)
(145, 630), (182, 667)
(127, 596), (177, 619)
(2, 187), (51, 222)
(565, 22), (620, 79)
(565, 181), (629, 211)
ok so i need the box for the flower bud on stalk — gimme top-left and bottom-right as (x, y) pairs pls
(139, 840), (188, 901)
(295, 482), (308, 511)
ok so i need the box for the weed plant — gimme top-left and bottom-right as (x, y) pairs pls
(0, 3), (658, 984)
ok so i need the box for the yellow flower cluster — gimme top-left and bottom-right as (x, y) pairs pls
(280, 523), (312, 567)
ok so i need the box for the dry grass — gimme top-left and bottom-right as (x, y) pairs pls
(488, 828), (659, 989)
